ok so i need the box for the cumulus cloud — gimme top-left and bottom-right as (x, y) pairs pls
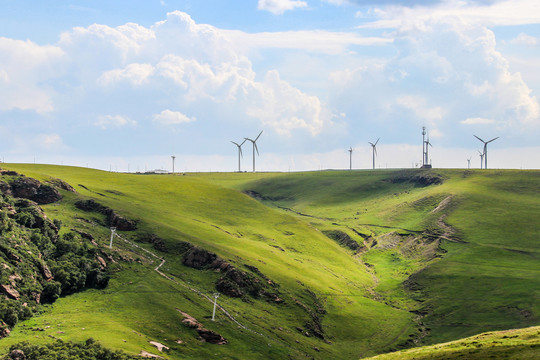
(0, 37), (65, 113)
(330, 17), (540, 142)
(152, 110), (196, 125)
(510, 33), (539, 47)
(258, 0), (308, 15)
(360, 0), (540, 29)
(246, 70), (328, 136)
(461, 117), (495, 125)
(98, 63), (155, 86)
(94, 115), (137, 129)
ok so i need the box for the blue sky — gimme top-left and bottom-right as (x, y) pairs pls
(1, 0), (539, 171)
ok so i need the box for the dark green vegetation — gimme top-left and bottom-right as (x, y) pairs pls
(0, 165), (538, 359)
(3, 338), (138, 360)
(0, 170), (110, 339)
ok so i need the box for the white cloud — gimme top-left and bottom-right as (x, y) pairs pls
(0, 37), (65, 113)
(94, 115), (137, 129)
(98, 63), (155, 86)
(152, 110), (196, 125)
(246, 70), (328, 136)
(330, 19), (540, 142)
(510, 33), (539, 47)
(461, 117), (495, 125)
(258, 0), (308, 15)
(36, 134), (66, 150)
(361, 0), (540, 29)
(396, 95), (445, 124)
(223, 30), (391, 55)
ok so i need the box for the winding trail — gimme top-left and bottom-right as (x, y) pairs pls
(113, 233), (262, 335)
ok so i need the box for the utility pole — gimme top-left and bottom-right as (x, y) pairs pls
(109, 227), (116, 249)
(212, 293), (220, 321)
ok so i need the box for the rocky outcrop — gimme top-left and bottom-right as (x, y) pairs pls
(182, 247), (231, 271)
(197, 328), (228, 345)
(3, 176), (62, 204)
(74, 199), (137, 230)
(46, 178), (76, 192)
(10, 177), (41, 199)
(178, 310), (227, 345)
(322, 230), (362, 251)
(389, 170), (444, 187)
(1, 284), (21, 300)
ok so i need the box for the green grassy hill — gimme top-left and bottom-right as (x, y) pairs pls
(365, 326), (540, 359)
(0, 165), (538, 359)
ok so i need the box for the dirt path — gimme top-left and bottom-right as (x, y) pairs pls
(113, 233), (260, 334)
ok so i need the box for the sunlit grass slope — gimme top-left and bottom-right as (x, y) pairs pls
(0, 164), (416, 359)
(234, 169), (540, 350)
(366, 326), (540, 360)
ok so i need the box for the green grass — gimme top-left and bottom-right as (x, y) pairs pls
(365, 326), (540, 359)
(1, 165), (539, 359)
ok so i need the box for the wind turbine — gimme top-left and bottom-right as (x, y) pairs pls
(231, 139), (246, 172)
(474, 135), (499, 169)
(467, 157), (471, 169)
(348, 147), (353, 170)
(478, 150), (484, 169)
(171, 155), (176, 173)
(244, 130), (263, 172)
(368, 138), (379, 170)
(424, 135), (432, 167)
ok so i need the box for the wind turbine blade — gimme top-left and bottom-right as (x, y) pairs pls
(244, 137), (253, 142)
(487, 137), (499, 143)
(473, 135), (485, 143)
(254, 143), (259, 156)
(255, 130), (263, 141)
(231, 141), (239, 147)
(240, 139), (247, 146)
(374, 138), (380, 146)
(368, 142), (374, 147)
(374, 147), (377, 156)
(239, 147), (243, 158)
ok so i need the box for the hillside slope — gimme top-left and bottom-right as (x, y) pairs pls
(0, 165), (415, 359)
(0, 165), (538, 359)
(235, 169), (540, 348)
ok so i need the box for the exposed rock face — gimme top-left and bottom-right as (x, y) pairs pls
(197, 328), (228, 344)
(177, 310), (227, 345)
(47, 178), (76, 192)
(39, 262), (53, 281)
(389, 170), (444, 187)
(1, 284), (21, 300)
(32, 185), (62, 204)
(74, 199), (137, 230)
(6, 176), (62, 204)
(322, 230), (362, 251)
(10, 177), (41, 199)
(182, 247), (217, 269)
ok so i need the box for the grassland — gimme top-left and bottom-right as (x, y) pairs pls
(366, 325), (540, 359)
(0, 165), (539, 359)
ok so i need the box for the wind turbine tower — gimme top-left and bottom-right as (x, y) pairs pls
(231, 139), (246, 172)
(171, 155), (176, 173)
(478, 150), (484, 169)
(368, 138), (379, 170)
(244, 130), (263, 172)
(348, 147), (353, 170)
(422, 127), (432, 168)
(474, 135), (499, 169)
(422, 126), (426, 166)
(467, 157), (471, 169)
